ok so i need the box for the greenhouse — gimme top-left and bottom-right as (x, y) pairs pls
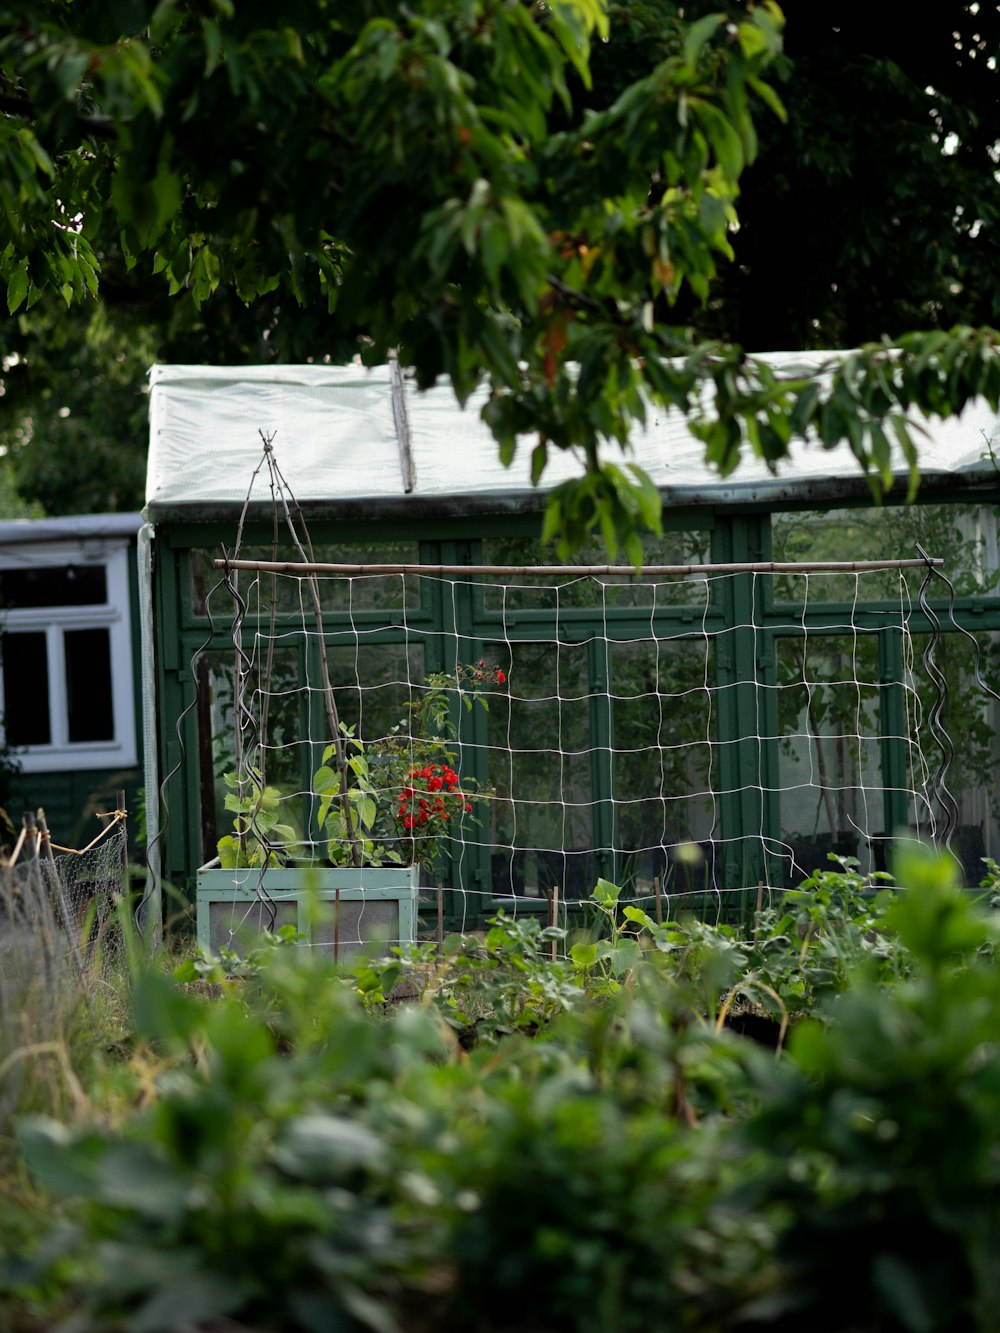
(141, 360), (1000, 940)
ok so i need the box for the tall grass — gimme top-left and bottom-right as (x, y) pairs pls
(0, 844), (182, 1268)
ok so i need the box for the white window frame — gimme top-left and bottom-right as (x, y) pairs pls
(0, 538), (137, 772)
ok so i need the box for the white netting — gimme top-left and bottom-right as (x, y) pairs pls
(192, 442), (996, 953)
(207, 550), (961, 939)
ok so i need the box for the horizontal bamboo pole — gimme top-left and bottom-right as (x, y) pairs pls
(213, 557), (944, 578)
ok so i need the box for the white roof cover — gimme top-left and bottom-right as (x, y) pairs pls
(145, 357), (1000, 514)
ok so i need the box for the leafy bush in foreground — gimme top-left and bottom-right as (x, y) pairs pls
(5, 849), (1000, 1332)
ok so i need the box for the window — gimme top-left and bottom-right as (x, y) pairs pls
(0, 540), (136, 772)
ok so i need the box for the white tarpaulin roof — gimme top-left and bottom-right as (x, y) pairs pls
(145, 357), (1000, 517)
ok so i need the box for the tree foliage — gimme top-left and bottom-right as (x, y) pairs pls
(0, 2), (998, 553)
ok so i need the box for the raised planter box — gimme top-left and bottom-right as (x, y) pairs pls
(196, 861), (420, 959)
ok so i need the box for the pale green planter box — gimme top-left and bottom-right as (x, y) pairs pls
(196, 861), (420, 959)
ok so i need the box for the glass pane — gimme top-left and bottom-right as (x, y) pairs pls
(320, 642), (431, 864)
(190, 541), (421, 617)
(322, 643), (425, 741)
(481, 531), (713, 611)
(481, 640), (595, 898)
(0, 564), (106, 609)
(201, 646), (310, 862)
(65, 628), (114, 742)
(775, 633), (886, 884)
(3, 632), (50, 744)
(202, 641), (426, 864)
(771, 503), (998, 602)
(611, 636), (717, 895)
(908, 629), (1000, 887)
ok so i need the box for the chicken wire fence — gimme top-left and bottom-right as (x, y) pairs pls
(0, 805), (129, 1109)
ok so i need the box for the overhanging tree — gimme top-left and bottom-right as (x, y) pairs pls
(1, 1), (999, 554)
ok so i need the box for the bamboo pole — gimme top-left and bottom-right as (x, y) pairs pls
(653, 874), (663, 926)
(213, 557), (944, 579)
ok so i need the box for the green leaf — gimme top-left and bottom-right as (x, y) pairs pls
(592, 878), (621, 907)
(7, 263), (28, 314)
(608, 938), (643, 975)
(623, 904), (657, 930)
(17, 1117), (106, 1198)
(531, 441), (548, 485)
(571, 940), (599, 967)
(131, 971), (201, 1048)
(682, 13), (725, 68)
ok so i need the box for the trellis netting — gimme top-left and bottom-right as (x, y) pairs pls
(185, 441), (989, 952)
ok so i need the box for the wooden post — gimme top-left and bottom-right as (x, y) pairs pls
(653, 874), (663, 926)
(549, 881), (559, 962)
(436, 885), (444, 954)
(35, 808), (60, 884)
(22, 811), (38, 863)
(117, 790), (128, 892)
(333, 885), (341, 963)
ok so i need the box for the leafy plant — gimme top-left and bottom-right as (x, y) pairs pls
(736, 846), (1000, 1333)
(216, 765), (299, 870)
(313, 725), (403, 869)
(315, 666), (498, 873)
(216, 666), (500, 873)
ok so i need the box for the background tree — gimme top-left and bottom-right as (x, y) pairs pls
(0, 1), (998, 553)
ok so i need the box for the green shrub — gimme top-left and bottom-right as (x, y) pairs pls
(7, 851), (1000, 1331)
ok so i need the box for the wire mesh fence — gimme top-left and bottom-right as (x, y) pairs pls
(0, 803), (129, 1121)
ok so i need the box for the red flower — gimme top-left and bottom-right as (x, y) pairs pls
(403, 814), (416, 830)
(465, 803), (473, 812)
(497, 670), (506, 683)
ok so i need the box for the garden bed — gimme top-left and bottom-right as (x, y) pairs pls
(196, 859), (420, 958)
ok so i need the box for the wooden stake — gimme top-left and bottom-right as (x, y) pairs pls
(653, 874), (663, 926)
(436, 885), (444, 955)
(23, 811), (38, 862)
(550, 881), (559, 962)
(333, 886), (341, 963)
(117, 790), (128, 884)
